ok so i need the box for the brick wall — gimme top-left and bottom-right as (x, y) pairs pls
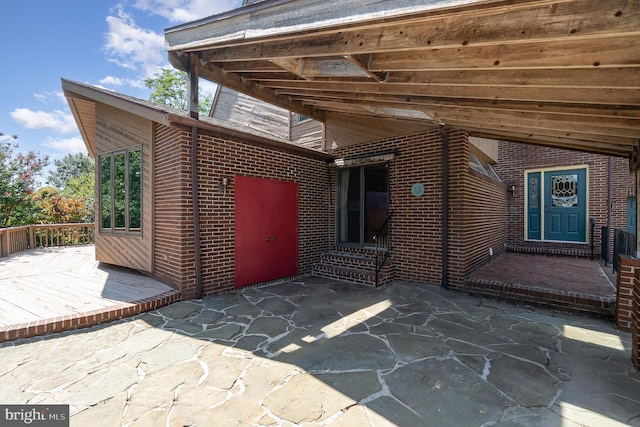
(154, 124), (196, 293)
(460, 170), (508, 278)
(617, 255), (640, 369)
(330, 128), (504, 287)
(617, 255), (638, 332)
(154, 123), (330, 298)
(494, 141), (633, 255)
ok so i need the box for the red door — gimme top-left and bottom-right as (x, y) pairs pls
(235, 176), (298, 288)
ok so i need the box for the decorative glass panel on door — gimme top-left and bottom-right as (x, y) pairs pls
(551, 174), (578, 207)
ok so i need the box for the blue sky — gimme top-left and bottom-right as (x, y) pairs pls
(0, 0), (243, 176)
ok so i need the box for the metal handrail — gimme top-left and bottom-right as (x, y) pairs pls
(373, 211), (393, 287)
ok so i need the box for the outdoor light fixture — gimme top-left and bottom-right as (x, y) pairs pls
(219, 177), (228, 195)
(510, 185), (516, 197)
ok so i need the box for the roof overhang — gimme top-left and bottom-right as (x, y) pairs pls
(61, 78), (332, 161)
(165, 0), (640, 157)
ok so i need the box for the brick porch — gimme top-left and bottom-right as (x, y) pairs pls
(462, 253), (616, 318)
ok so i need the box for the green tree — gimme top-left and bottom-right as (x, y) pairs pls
(32, 186), (91, 224)
(0, 140), (48, 227)
(64, 171), (95, 222)
(144, 68), (213, 115)
(46, 153), (94, 190)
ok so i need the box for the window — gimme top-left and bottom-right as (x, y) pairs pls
(469, 150), (501, 182)
(99, 148), (142, 234)
(292, 113), (311, 124)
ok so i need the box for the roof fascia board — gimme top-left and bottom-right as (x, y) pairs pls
(61, 79), (172, 126)
(165, 0), (489, 52)
(61, 79), (332, 161)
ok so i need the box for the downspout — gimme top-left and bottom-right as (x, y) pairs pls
(188, 54), (203, 299)
(439, 124), (449, 289)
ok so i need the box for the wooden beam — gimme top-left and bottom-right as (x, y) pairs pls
(269, 58), (306, 77)
(446, 120), (635, 146)
(384, 67), (640, 88)
(278, 88), (640, 119)
(196, 0), (638, 62)
(299, 98), (640, 135)
(369, 35), (640, 71)
(466, 128), (633, 157)
(221, 61), (291, 73)
(345, 55), (386, 82)
(431, 109), (640, 139)
(258, 67), (640, 88)
(311, 97), (639, 152)
(198, 62), (324, 121)
(264, 79), (640, 105)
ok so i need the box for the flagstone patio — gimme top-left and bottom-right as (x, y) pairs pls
(1, 277), (638, 426)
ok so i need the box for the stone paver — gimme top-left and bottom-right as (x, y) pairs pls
(1, 277), (639, 426)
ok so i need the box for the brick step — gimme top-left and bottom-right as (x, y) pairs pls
(314, 247), (395, 287)
(313, 264), (395, 287)
(505, 244), (593, 259)
(321, 250), (377, 269)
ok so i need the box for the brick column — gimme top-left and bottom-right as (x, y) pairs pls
(617, 256), (639, 332)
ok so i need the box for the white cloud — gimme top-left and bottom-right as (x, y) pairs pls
(43, 136), (87, 154)
(103, 6), (165, 76)
(99, 76), (125, 86)
(132, 0), (239, 23)
(10, 108), (77, 134)
(33, 91), (65, 104)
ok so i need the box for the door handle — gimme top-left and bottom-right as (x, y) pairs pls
(265, 237), (277, 241)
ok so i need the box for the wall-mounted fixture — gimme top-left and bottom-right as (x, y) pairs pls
(219, 177), (229, 195)
(510, 184), (516, 197)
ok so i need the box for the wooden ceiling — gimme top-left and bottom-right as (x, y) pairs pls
(166, 0), (640, 157)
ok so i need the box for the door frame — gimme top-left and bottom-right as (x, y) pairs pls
(524, 165), (589, 243)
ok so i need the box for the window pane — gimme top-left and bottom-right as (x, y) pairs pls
(337, 167), (361, 243)
(364, 165), (389, 244)
(551, 174), (578, 207)
(100, 156), (112, 229)
(128, 150), (141, 230)
(114, 153), (126, 229)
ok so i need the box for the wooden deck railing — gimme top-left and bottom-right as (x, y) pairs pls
(0, 223), (95, 257)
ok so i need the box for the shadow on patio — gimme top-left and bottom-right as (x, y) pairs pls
(2, 277), (638, 426)
(464, 253), (617, 318)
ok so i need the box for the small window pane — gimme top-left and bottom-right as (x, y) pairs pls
(114, 153), (126, 229)
(529, 177), (539, 209)
(128, 150), (141, 230)
(100, 156), (112, 229)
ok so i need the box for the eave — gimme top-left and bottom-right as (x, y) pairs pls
(165, 0), (640, 158)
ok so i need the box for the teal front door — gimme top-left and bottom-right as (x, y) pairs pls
(527, 168), (587, 242)
(628, 197), (636, 235)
